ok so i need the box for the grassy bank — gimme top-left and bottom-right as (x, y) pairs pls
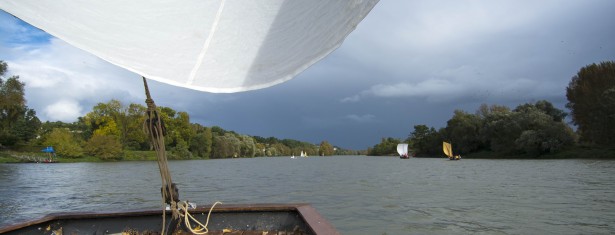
(0, 150), (159, 163)
(123, 151), (158, 161)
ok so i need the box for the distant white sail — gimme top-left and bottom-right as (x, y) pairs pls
(0, 0), (379, 93)
(397, 144), (408, 157)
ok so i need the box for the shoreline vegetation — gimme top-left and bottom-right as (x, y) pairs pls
(2, 145), (614, 164)
(1, 59), (347, 162)
(366, 62), (615, 159)
(1, 61), (614, 163)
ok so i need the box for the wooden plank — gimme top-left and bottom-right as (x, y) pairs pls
(0, 203), (336, 235)
(296, 205), (339, 235)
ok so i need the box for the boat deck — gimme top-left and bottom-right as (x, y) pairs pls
(0, 203), (338, 235)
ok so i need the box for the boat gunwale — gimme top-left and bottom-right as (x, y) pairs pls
(0, 203), (339, 234)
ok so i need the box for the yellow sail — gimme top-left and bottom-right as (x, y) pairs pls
(442, 142), (453, 158)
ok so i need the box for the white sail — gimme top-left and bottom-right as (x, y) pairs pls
(0, 0), (379, 93)
(397, 144), (408, 156)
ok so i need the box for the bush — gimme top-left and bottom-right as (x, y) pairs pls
(43, 128), (84, 158)
(85, 134), (123, 160)
(168, 139), (192, 159)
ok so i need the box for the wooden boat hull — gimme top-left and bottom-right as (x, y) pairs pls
(0, 203), (338, 235)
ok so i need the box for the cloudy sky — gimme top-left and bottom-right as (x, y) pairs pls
(1, 1), (614, 150)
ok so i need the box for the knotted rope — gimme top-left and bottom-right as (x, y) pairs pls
(142, 77), (179, 234)
(142, 77), (221, 234)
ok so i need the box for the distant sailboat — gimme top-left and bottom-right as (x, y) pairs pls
(300, 151), (308, 157)
(397, 144), (409, 159)
(442, 142), (461, 160)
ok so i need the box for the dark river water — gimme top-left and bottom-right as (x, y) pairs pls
(1, 156), (614, 234)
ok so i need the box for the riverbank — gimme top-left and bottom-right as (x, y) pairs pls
(398, 145), (615, 159)
(462, 146), (615, 159)
(2, 146), (614, 163)
(0, 150), (159, 163)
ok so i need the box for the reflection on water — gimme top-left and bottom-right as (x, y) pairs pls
(1, 157), (615, 234)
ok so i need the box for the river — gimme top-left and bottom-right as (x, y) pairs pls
(1, 156), (614, 234)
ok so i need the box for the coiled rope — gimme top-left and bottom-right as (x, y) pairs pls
(178, 201), (222, 234)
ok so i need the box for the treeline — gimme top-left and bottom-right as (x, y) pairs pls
(0, 61), (40, 146)
(1, 60), (352, 160)
(369, 61), (615, 158)
(7, 99), (350, 160)
(369, 100), (574, 157)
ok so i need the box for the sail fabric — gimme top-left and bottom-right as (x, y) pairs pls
(0, 0), (378, 93)
(442, 142), (453, 158)
(397, 144), (408, 156)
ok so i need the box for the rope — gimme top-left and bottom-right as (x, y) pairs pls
(178, 201), (222, 234)
(142, 77), (179, 234)
(142, 77), (222, 234)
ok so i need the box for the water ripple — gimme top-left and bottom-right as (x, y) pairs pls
(1, 157), (615, 234)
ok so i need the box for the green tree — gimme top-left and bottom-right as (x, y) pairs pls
(318, 140), (335, 156)
(512, 105), (575, 156)
(271, 142), (291, 156)
(84, 101), (122, 140)
(212, 133), (241, 158)
(478, 105), (518, 153)
(445, 110), (482, 154)
(514, 100), (567, 122)
(408, 125), (442, 156)
(238, 134), (256, 158)
(515, 122), (575, 156)
(169, 138), (193, 159)
(85, 134), (123, 160)
(254, 142), (266, 157)
(189, 124), (213, 158)
(10, 107), (41, 144)
(281, 139), (302, 149)
(39, 120), (90, 145)
(478, 102), (575, 156)
(368, 137), (400, 156)
(92, 116), (121, 137)
(43, 128), (83, 158)
(0, 61), (6, 74)
(83, 100), (149, 150)
(158, 107), (195, 150)
(265, 146), (278, 156)
(123, 103), (148, 150)
(74, 117), (94, 141)
(476, 104), (510, 119)
(0, 61), (40, 146)
(566, 61), (615, 146)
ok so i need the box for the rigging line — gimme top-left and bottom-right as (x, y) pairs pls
(187, 0), (227, 85)
(142, 77), (178, 234)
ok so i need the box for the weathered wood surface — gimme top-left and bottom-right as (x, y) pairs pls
(0, 203), (338, 235)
